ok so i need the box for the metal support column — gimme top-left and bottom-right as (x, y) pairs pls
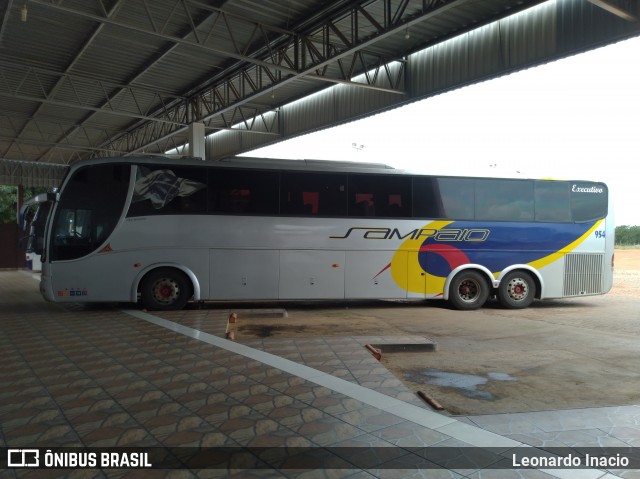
(16, 185), (24, 226)
(188, 122), (206, 160)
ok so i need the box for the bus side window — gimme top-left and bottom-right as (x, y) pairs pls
(209, 169), (278, 215)
(535, 182), (571, 222)
(571, 182), (608, 222)
(281, 172), (347, 216)
(128, 166), (207, 216)
(349, 174), (411, 218)
(475, 179), (534, 222)
(414, 177), (475, 219)
(438, 178), (474, 220)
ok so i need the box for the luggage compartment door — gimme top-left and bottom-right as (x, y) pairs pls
(279, 250), (345, 299)
(210, 249), (279, 299)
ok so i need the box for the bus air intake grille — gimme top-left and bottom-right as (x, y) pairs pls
(563, 253), (604, 296)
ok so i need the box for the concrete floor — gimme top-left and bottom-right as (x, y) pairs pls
(1, 270), (638, 479)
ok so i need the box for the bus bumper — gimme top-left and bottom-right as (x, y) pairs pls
(40, 272), (55, 302)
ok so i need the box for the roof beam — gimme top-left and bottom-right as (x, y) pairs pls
(4, 0), (132, 161)
(22, 0), (297, 160)
(0, 60), (188, 125)
(0, 136), (129, 153)
(98, 0), (470, 155)
(23, 0), (456, 158)
(586, 0), (637, 21)
(28, 0), (299, 75)
(102, 105), (281, 157)
(0, 114), (125, 149)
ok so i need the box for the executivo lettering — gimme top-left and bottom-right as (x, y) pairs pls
(572, 185), (604, 193)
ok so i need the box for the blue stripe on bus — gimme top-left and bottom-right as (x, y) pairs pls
(418, 221), (597, 277)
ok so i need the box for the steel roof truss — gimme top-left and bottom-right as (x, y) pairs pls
(101, 104), (280, 156)
(21, 0), (502, 160)
(98, 0), (463, 154)
(105, 45), (405, 152)
(30, 0), (437, 140)
(29, 0), (299, 74)
(215, 107), (280, 135)
(0, 61), (188, 126)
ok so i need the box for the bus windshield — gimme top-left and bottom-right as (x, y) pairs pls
(50, 164), (130, 261)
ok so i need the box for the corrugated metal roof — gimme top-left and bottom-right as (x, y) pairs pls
(0, 0), (638, 173)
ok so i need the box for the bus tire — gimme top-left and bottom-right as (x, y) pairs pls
(448, 270), (489, 310)
(140, 268), (192, 311)
(498, 271), (536, 309)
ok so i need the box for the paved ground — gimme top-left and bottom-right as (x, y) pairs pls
(220, 249), (640, 416)
(1, 269), (639, 478)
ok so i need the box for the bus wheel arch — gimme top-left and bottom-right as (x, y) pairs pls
(497, 268), (539, 309)
(137, 266), (197, 311)
(446, 268), (492, 310)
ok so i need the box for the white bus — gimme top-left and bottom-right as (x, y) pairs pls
(37, 156), (614, 311)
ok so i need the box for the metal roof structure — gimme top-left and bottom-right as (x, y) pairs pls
(1, 0), (639, 185)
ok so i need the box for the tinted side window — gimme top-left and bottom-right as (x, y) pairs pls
(209, 169), (279, 215)
(475, 179), (534, 221)
(570, 182), (608, 222)
(440, 178), (475, 220)
(281, 172), (347, 216)
(414, 177), (474, 219)
(412, 177), (441, 218)
(535, 181), (571, 222)
(348, 174), (411, 217)
(127, 165), (207, 216)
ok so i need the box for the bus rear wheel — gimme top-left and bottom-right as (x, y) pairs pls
(140, 268), (192, 311)
(448, 270), (489, 310)
(498, 271), (536, 309)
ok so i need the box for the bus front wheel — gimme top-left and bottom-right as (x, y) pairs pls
(498, 271), (536, 309)
(140, 268), (192, 311)
(448, 270), (489, 310)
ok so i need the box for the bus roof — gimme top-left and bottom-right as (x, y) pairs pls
(66, 155), (398, 174)
(64, 155), (608, 186)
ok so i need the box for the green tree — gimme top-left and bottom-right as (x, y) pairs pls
(0, 186), (16, 224)
(0, 186), (49, 224)
(615, 225), (640, 246)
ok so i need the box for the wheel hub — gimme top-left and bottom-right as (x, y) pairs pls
(153, 278), (179, 304)
(508, 278), (528, 300)
(459, 279), (479, 301)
